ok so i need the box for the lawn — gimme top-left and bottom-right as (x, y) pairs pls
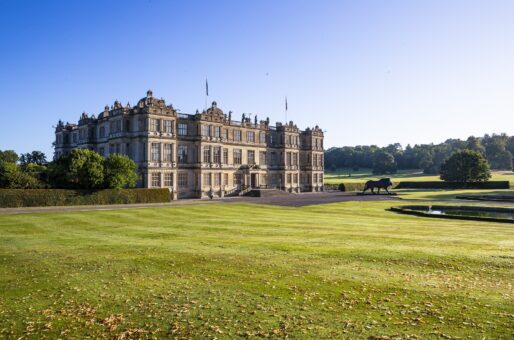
(324, 169), (514, 185)
(0, 202), (513, 338)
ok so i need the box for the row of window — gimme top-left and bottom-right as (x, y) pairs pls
(150, 143), (174, 162)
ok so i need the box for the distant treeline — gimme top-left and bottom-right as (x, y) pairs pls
(325, 133), (514, 174)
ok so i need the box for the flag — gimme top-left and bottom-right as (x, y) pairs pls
(285, 97), (288, 111)
(206, 79), (209, 96)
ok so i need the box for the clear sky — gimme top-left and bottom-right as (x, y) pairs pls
(1, 0), (513, 157)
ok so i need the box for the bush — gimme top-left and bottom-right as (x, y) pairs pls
(0, 189), (171, 208)
(104, 154), (138, 189)
(395, 181), (509, 189)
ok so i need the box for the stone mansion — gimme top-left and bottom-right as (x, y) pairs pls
(54, 90), (324, 198)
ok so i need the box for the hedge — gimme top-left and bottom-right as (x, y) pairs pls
(0, 189), (171, 208)
(338, 182), (367, 192)
(395, 181), (510, 189)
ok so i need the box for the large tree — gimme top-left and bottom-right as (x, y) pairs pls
(103, 154), (138, 189)
(440, 150), (491, 183)
(48, 149), (104, 189)
(372, 151), (397, 175)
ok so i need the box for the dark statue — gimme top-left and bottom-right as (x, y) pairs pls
(363, 178), (393, 194)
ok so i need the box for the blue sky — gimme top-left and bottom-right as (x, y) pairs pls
(1, 0), (513, 157)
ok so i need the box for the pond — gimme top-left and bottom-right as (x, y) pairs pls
(390, 205), (514, 223)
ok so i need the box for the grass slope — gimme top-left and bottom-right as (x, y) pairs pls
(0, 202), (513, 338)
(324, 169), (514, 185)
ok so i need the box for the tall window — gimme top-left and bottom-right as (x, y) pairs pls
(178, 173), (188, 187)
(314, 173), (318, 183)
(99, 147), (105, 156)
(178, 123), (187, 136)
(151, 173), (161, 187)
(164, 173), (173, 187)
(292, 153), (298, 166)
(233, 149), (242, 165)
(247, 131), (255, 142)
(287, 174), (292, 184)
(201, 125), (210, 136)
(222, 128), (228, 140)
(150, 119), (159, 132)
(286, 152), (292, 166)
(213, 126), (221, 138)
(214, 173), (221, 186)
(203, 146), (211, 163)
(234, 130), (241, 141)
(247, 150), (255, 165)
(151, 143), (160, 161)
(164, 120), (173, 133)
(213, 147), (221, 163)
(164, 144), (173, 161)
(178, 145), (187, 163)
(223, 173), (228, 186)
(203, 173), (211, 186)
(259, 151), (266, 165)
(222, 148), (228, 164)
(99, 126), (105, 138)
(293, 174), (298, 183)
(260, 132), (266, 144)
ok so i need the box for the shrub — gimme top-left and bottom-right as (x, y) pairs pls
(0, 189), (171, 208)
(104, 154), (138, 189)
(338, 182), (367, 192)
(395, 181), (509, 189)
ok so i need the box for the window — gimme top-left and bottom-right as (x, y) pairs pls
(287, 174), (292, 184)
(222, 128), (228, 140)
(233, 149), (242, 165)
(223, 173), (228, 186)
(99, 147), (105, 156)
(293, 153), (298, 166)
(164, 143), (173, 161)
(203, 173), (211, 186)
(234, 173), (241, 185)
(151, 173), (161, 187)
(260, 132), (266, 144)
(178, 173), (188, 187)
(164, 120), (173, 133)
(150, 119), (160, 132)
(151, 143), (160, 161)
(203, 146), (211, 163)
(222, 148), (228, 164)
(247, 150), (255, 165)
(286, 152), (292, 166)
(247, 131), (255, 142)
(271, 152), (277, 164)
(99, 126), (105, 138)
(259, 151), (266, 165)
(109, 144), (115, 155)
(178, 145), (187, 163)
(314, 174), (318, 183)
(213, 126), (221, 138)
(178, 123), (188, 136)
(164, 173), (173, 187)
(201, 125), (210, 136)
(293, 174), (298, 183)
(73, 133), (78, 143)
(214, 173), (221, 186)
(234, 130), (241, 141)
(115, 144), (120, 154)
(213, 147), (221, 163)
(320, 174), (323, 183)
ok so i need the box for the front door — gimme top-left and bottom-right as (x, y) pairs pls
(251, 174), (258, 188)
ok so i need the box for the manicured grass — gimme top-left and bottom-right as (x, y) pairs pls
(0, 202), (513, 338)
(397, 189), (514, 201)
(325, 169), (514, 185)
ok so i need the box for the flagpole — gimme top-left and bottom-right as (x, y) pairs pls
(205, 78), (209, 111)
(285, 96), (288, 124)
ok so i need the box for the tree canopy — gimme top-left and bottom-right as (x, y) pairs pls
(440, 150), (491, 183)
(103, 154), (138, 189)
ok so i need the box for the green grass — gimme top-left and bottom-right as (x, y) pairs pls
(325, 168), (514, 185)
(396, 189), (514, 201)
(0, 202), (513, 338)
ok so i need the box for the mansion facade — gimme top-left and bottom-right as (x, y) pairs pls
(54, 90), (324, 198)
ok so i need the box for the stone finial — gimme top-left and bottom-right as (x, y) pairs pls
(147, 89), (153, 97)
(254, 115), (257, 125)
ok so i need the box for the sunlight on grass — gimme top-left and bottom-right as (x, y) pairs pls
(0, 202), (513, 338)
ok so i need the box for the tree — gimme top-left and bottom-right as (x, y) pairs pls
(104, 154), (138, 189)
(440, 150), (491, 183)
(0, 161), (42, 188)
(48, 149), (104, 189)
(372, 151), (397, 175)
(19, 151), (47, 166)
(0, 150), (18, 163)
